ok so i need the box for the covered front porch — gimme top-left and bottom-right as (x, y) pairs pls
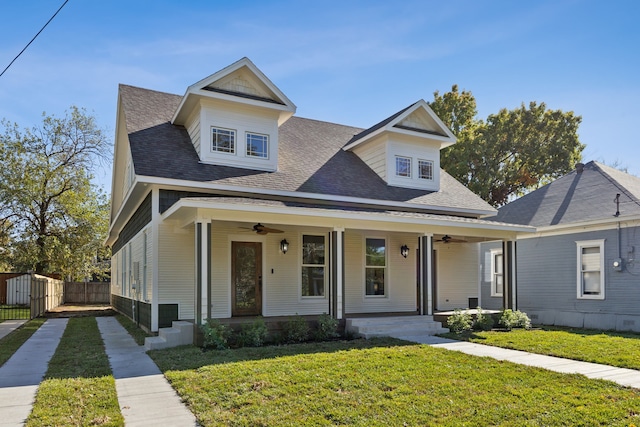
(157, 196), (531, 332)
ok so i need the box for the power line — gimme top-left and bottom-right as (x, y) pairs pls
(0, 0), (70, 78)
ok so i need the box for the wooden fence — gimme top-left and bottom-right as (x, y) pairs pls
(64, 281), (111, 304)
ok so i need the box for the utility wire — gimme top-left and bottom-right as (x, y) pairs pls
(0, 0), (70, 78)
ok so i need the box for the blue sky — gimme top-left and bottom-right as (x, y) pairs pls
(1, 0), (639, 192)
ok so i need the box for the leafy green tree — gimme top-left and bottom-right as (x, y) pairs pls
(0, 107), (110, 279)
(430, 85), (584, 206)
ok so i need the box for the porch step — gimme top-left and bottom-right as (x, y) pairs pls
(144, 321), (194, 351)
(346, 316), (449, 339)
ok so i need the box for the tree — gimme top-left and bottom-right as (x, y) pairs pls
(429, 86), (584, 207)
(0, 107), (111, 279)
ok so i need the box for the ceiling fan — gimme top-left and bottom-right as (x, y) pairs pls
(240, 223), (284, 235)
(437, 235), (467, 244)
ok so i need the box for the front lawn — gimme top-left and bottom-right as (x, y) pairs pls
(26, 317), (123, 427)
(150, 339), (640, 426)
(444, 327), (640, 370)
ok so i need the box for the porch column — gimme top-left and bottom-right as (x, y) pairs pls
(419, 234), (433, 315)
(330, 228), (345, 320)
(195, 219), (211, 325)
(502, 240), (517, 310)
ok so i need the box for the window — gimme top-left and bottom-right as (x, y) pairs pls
(418, 159), (434, 180)
(365, 238), (386, 296)
(211, 127), (235, 153)
(301, 235), (325, 297)
(491, 250), (503, 297)
(246, 132), (269, 158)
(577, 240), (605, 299)
(395, 156), (411, 178)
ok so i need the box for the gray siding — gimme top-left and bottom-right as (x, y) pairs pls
(517, 226), (640, 331)
(479, 241), (503, 310)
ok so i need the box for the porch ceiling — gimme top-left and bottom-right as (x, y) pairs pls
(162, 196), (533, 240)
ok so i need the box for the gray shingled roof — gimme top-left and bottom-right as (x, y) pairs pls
(119, 84), (495, 214)
(493, 161), (640, 227)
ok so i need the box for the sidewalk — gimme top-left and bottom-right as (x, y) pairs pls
(0, 318), (68, 427)
(393, 334), (640, 389)
(96, 316), (198, 427)
(0, 319), (27, 340)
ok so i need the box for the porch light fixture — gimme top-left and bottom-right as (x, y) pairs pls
(280, 239), (289, 254)
(400, 244), (409, 258)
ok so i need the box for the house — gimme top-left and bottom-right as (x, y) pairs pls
(483, 161), (640, 332)
(105, 57), (531, 338)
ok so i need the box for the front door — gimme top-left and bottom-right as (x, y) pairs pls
(231, 241), (262, 316)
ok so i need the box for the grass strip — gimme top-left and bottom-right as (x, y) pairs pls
(443, 327), (640, 370)
(0, 318), (46, 367)
(115, 314), (152, 346)
(150, 338), (640, 426)
(26, 317), (124, 427)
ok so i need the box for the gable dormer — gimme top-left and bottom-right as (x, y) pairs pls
(343, 100), (456, 191)
(172, 58), (296, 172)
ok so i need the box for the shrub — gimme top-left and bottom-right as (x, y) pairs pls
(201, 319), (230, 350)
(237, 317), (269, 347)
(499, 309), (531, 331)
(473, 307), (495, 331)
(282, 314), (310, 343)
(314, 313), (340, 341)
(447, 309), (473, 334)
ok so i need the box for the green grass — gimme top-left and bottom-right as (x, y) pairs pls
(150, 339), (640, 426)
(0, 304), (30, 319)
(443, 327), (640, 370)
(26, 317), (124, 427)
(0, 318), (46, 367)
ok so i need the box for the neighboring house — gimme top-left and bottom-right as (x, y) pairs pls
(482, 161), (640, 332)
(105, 57), (530, 333)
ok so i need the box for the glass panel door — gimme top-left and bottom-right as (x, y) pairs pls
(232, 242), (262, 316)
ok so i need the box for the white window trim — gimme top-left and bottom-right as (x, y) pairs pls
(364, 236), (387, 298)
(394, 155), (412, 179)
(490, 249), (503, 297)
(211, 126), (237, 155)
(418, 159), (434, 181)
(576, 239), (605, 300)
(246, 132), (270, 159)
(300, 233), (327, 300)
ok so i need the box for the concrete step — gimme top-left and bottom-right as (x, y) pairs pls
(145, 321), (194, 351)
(346, 316), (449, 339)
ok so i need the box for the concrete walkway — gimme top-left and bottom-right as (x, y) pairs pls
(394, 334), (640, 389)
(96, 317), (198, 427)
(0, 319), (27, 340)
(0, 318), (68, 427)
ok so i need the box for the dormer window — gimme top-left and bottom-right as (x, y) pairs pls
(418, 159), (434, 181)
(212, 127), (236, 154)
(246, 132), (269, 158)
(395, 156), (412, 178)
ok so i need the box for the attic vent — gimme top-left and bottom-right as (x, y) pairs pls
(576, 163), (585, 173)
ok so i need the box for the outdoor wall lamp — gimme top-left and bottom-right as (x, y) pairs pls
(400, 244), (409, 258)
(280, 239), (289, 254)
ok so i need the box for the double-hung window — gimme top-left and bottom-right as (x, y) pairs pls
(246, 132), (269, 158)
(491, 250), (503, 297)
(211, 127), (235, 154)
(395, 156), (411, 178)
(418, 159), (434, 180)
(577, 240), (605, 299)
(365, 238), (386, 296)
(302, 235), (325, 297)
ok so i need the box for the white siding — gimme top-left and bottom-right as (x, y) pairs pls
(186, 109), (201, 156)
(210, 224), (232, 318)
(110, 227), (153, 302)
(352, 137), (386, 181)
(435, 243), (479, 310)
(158, 222), (195, 320)
(344, 231), (417, 314)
